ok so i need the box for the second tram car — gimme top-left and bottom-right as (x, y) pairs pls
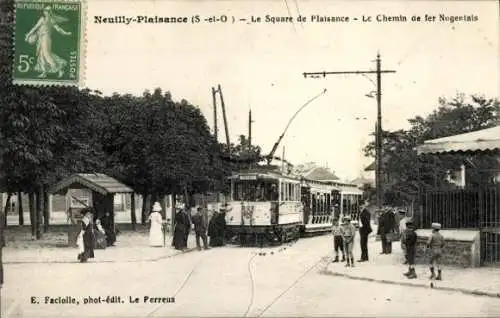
(224, 168), (363, 245)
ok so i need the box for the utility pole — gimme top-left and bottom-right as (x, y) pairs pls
(216, 84), (231, 154)
(248, 109), (252, 150)
(212, 87), (218, 142)
(303, 53), (396, 210)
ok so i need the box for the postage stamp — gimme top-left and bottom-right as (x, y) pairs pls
(13, 0), (86, 86)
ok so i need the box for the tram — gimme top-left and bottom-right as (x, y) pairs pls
(224, 167), (363, 245)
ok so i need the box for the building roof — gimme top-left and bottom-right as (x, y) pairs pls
(302, 166), (339, 181)
(416, 125), (500, 155)
(49, 173), (134, 195)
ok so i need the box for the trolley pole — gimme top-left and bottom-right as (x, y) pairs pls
(303, 53), (396, 210)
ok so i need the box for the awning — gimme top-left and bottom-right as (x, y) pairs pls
(49, 173), (134, 195)
(416, 125), (500, 155)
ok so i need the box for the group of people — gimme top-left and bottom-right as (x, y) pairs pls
(331, 201), (447, 281)
(76, 208), (116, 263)
(146, 202), (230, 251)
(331, 201), (372, 267)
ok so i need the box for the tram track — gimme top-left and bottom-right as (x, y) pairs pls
(141, 252), (208, 318)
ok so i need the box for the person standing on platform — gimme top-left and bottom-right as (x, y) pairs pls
(358, 201), (372, 262)
(428, 222), (445, 280)
(331, 217), (345, 263)
(147, 202), (164, 247)
(377, 207), (396, 254)
(192, 207), (209, 250)
(93, 218), (107, 249)
(398, 210), (410, 264)
(341, 215), (356, 267)
(173, 209), (188, 250)
(182, 208), (191, 249)
(403, 219), (418, 279)
(77, 209), (95, 263)
(208, 210), (218, 247)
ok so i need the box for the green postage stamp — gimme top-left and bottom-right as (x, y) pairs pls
(13, 0), (86, 86)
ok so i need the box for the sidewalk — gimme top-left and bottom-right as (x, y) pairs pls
(322, 233), (500, 298)
(3, 232), (199, 264)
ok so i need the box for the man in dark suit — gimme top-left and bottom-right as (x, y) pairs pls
(192, 207), (209, 250)
(377, 207), (396, 254)
(358, 201), (372, 262)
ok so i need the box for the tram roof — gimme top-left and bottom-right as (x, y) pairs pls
(230, 169), (360, 191)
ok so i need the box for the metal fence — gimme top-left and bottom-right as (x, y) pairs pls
(420, 186), (500, 264)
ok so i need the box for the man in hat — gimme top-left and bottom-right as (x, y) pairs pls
(208, 209), (218, 247)
(403, 219), (417, 279)
(427, 222), (445, 280)
(192, 207), (209, 250)
(358, 201), (372, 262)
(216, 204), (230, 246)
(377, 207), (396, 254)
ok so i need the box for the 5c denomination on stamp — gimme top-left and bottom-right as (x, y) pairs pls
(13, 0), (86, 86)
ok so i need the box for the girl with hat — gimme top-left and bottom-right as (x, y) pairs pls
(147, 202), (164, 247)
(340, 215), (356, 267)
(427, 222), (445, 280)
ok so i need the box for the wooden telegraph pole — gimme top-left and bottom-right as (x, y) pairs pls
(303, 53), (396, 209)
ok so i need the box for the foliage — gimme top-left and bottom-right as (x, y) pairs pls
(363, 93), (500, 206)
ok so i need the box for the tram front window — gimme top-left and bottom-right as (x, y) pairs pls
(233, 180), (279, 202)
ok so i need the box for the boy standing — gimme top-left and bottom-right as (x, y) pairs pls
(341, 215), (356, 267)
(428, 222), (445, 280)
(331, 217), (345, 263)
(403, 219), (417, 279)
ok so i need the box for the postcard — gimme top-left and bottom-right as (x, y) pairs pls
(1, 0), (499, 317)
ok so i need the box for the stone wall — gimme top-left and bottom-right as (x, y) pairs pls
(415, 229), (481, 268)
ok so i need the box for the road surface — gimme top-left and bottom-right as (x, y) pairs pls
(2, 234), (500, 317)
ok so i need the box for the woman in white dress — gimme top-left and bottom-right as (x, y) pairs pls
(147, 202), (164, 247)
(24, 5), (72, 78)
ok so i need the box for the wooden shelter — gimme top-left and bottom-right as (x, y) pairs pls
(49, 173), (133, 246)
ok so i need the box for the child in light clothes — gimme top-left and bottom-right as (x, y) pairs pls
(331, 217), (345, 263)
(428, 222), (445, 280)
(340, 215), (356, 267)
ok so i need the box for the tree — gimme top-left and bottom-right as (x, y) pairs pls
(363, 93), (500, 206)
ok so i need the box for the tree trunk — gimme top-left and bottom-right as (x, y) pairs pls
(18, 192), (24, 225)
(141, 193), (151, 225)
(158, 195), (167, 219)
(130, 193), (136, 230)
(43, 190), (49, 232)
(3, 193), (11, 228)
(35, 189), (42, 240)
(28, 192), (36, 238)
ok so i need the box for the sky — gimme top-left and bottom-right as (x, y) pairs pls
(84, 0), (499, 181)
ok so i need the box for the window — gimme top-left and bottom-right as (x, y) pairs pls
(233, 180), (279, 201)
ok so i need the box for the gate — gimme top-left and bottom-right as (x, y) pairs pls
(421, 186), (500, 265)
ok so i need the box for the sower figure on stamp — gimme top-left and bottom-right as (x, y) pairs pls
(358, 201), (372, 262)
(192, 207), (209, 250)
(24, 5), (72, 78)
(428, 222), (445, 280)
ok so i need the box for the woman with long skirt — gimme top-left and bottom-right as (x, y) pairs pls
(77, 209), (95, 263)
(148, 202), (164, 247)
(173, 209), (187, 250)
